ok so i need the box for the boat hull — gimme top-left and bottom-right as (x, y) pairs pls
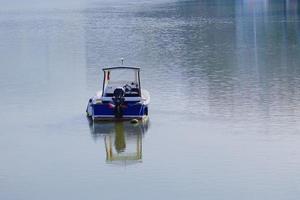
(87, 101), (149, 121)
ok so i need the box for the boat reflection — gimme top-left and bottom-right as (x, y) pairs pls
(89, 119), (149, 165)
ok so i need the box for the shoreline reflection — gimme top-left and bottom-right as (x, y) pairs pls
(89, 119), (149, 165)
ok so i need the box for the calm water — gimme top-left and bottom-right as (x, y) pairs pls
(1, 0), (300, 199)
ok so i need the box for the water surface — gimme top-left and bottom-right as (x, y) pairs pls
(1, 0), (300, 199)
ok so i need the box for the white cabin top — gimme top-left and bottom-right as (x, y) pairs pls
(102, 67), (141, 98)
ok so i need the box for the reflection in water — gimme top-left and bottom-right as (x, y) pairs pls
(89, 119), (149, 165)
(1, 1), (300, 199)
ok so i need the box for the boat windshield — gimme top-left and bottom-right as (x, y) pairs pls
(102, 67), (141, 97)
(106, 68), (138, 84)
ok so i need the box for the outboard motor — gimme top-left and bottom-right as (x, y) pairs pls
(112, 87), (125, 118)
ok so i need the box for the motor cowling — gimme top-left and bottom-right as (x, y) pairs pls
(112, 87), (125, 118)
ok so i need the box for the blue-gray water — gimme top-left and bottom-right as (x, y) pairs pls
(1, 0), (300, 199)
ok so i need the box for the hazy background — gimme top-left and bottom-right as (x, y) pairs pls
(1, 0), (300, 200)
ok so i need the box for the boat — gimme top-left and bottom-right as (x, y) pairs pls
(86, 66), (150, 121)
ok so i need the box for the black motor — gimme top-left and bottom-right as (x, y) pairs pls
(112, 87), (125, 118)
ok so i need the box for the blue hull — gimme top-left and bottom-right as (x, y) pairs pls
(87, 102), (148, 120)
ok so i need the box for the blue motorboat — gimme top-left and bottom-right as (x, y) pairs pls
(86, 66), (150, 121)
